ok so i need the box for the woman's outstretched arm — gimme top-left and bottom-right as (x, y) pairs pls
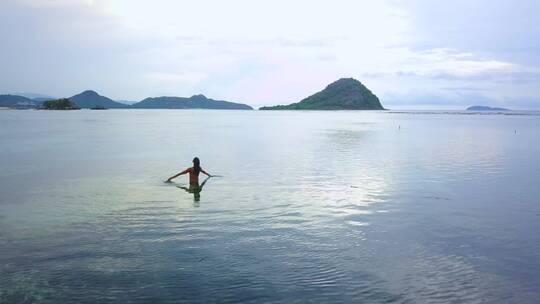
(166, 168), (190, 182)
(200, 169), (212, 177)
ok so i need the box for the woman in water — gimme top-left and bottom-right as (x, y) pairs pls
(166, 157), (212, 184)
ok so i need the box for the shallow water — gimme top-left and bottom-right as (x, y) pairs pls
(1, 109), (539, 303)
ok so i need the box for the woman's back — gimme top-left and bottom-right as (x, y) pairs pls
(188, 167), (200, 184)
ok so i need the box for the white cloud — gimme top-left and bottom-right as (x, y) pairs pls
(145, 72), (207, 87)
(401, 48), (517, 77)
(0, 0), (539, 108)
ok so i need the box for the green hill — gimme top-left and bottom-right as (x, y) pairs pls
(131, 94), (253, 110)
(42, 98), (80, 110)
(69, 90), (129, 109)
(260, 78), (385, 110)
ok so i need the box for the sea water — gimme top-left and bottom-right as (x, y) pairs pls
(1, 109), (539, 303)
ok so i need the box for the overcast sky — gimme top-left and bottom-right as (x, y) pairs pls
(1, 0), (539, 109)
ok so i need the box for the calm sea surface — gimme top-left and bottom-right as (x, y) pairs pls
(1, 109), (539, 303)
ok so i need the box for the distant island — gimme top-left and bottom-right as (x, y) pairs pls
(42, 98), (80, 110)
(131, 94), (253, 110)
(0, 94), (37, 109)
(0, 91), (253, 110)
(70, 90), (129, 109)
(260, 78), (385, 110)
(467, 105), (510, 111)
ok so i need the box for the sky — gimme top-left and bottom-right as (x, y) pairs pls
(1, 0), (539, 109)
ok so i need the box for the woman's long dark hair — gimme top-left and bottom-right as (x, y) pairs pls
(193, 157), (201, 175)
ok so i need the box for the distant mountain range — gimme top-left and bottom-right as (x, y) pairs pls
(12, 92), (56, 99)
(0, 91), (253, 110)
(260, 78), (385, 110)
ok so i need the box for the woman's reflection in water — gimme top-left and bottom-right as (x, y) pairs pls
(177, 176), (210, 203)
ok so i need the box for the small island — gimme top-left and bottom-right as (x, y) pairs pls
(260, 78), (385, 110)
(42, 98), (80, 110)
(467, 105), (510, 111)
